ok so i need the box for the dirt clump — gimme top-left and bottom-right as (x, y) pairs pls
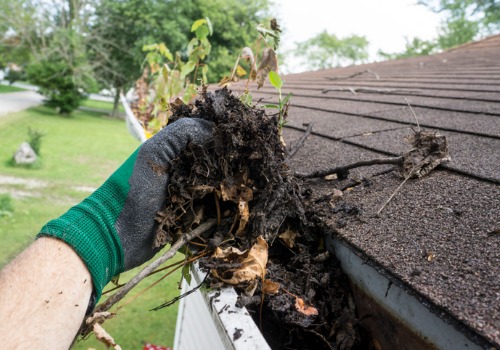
(154, 87), (369, 349)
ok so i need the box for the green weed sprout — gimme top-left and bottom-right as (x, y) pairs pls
(264, 71), (292, 134)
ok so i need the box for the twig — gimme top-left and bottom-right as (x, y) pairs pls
(376, 173), (412, 215)
(296, 157), (403, 179)
(287, 122), (314, 158)
(95, 218), (217, 313)
(405, 98), (421, 132)
(322, 87), (422, 95)
(81, 218), (217, 337)
(326, 69), (380, 81)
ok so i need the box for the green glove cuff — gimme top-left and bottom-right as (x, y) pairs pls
(37, 148), (139, 301)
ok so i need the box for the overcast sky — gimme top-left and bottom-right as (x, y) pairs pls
(271, 0), (446, 73)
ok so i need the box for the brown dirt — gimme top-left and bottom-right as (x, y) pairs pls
(155, 87), (371, 350)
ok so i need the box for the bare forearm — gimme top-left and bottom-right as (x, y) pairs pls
(0, 237), (92, 349)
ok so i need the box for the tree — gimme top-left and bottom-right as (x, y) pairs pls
(90, 0), (168, 117)
(378, 37), (437, 60)
(379, 0), (500, 60)
(90, 0), (271, 117)
(156, 0), (271, 81)
(294, 31), (369, 70)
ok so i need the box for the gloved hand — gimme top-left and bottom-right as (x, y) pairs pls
(37, 118), (213, 302)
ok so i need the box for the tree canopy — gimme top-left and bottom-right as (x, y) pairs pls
(379, 0), (500, 60)
(0, 0), (271, 115)
(293, 31), (369, 71)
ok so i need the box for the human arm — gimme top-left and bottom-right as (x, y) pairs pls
(0, 237), (92, 349)
(0, 118), (213, 348)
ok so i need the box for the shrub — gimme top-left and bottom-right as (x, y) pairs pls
(6, 69), (25, 85)
(27, 60), (85, 115)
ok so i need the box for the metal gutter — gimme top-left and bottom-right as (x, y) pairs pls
(325, 234), (485, 350)
(174, 262), (271, 350)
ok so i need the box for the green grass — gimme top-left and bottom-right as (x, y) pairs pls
(0, 106), (180, 349)
(0, 84), (27, 93)
(0, 106), (138, 185)
(80, 98), (125, 113)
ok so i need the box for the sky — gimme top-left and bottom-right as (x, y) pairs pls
(270, 0), (446, 73)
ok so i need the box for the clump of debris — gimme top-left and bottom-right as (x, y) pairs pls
(152, 87), (370, 349)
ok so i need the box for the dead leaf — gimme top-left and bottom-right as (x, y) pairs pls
(220, 171), (253, 203)
(235, 200), (250, 236)
(256, 48), (278, 88)
(192, 206), (204, 226)
(427, 251), (435, 262)
(241, 47), (255, 66)
(262, 279), (280, 294)
(213, 246), (246, 261)
(279, 228), (298, 249)
(324, 173), (338, 181)
(86, 311), (116, 326)
(295, 297), (319, 316)
(401, 131), (451, 178)
(211, 236), (268, 285)
(236, 65), (247, 77)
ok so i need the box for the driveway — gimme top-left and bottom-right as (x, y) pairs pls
(0, 90), (44, 116)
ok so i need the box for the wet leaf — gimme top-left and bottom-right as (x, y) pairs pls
(295, 297), (319, 316)
(256, 48), (278, 88)
(262, 279), (280, 295)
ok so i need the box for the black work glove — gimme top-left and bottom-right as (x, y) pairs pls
(38, 118), (214, 301)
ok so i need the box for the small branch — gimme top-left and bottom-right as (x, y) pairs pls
(376, 173), (412, 215)
(326, 69), (380, 81)
(405, 98), (421, 132)
(287, 123), (314, 159)
(80, 218), (217, 338)
(94, 218), (217, 314)
(322, 87), (422, 95)
(296, 157), (403, 179)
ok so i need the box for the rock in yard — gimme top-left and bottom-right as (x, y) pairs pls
(13, 142), (37, 165)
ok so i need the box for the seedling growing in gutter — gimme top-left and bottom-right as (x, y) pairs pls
(264, 71), (292, 135)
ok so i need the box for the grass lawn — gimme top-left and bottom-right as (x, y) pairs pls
(0, 84), (27, 93)
(0, 106), (181, 349)
(80, 98), (125, 113)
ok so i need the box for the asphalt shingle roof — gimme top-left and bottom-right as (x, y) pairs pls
(233, 34), (500, 347)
